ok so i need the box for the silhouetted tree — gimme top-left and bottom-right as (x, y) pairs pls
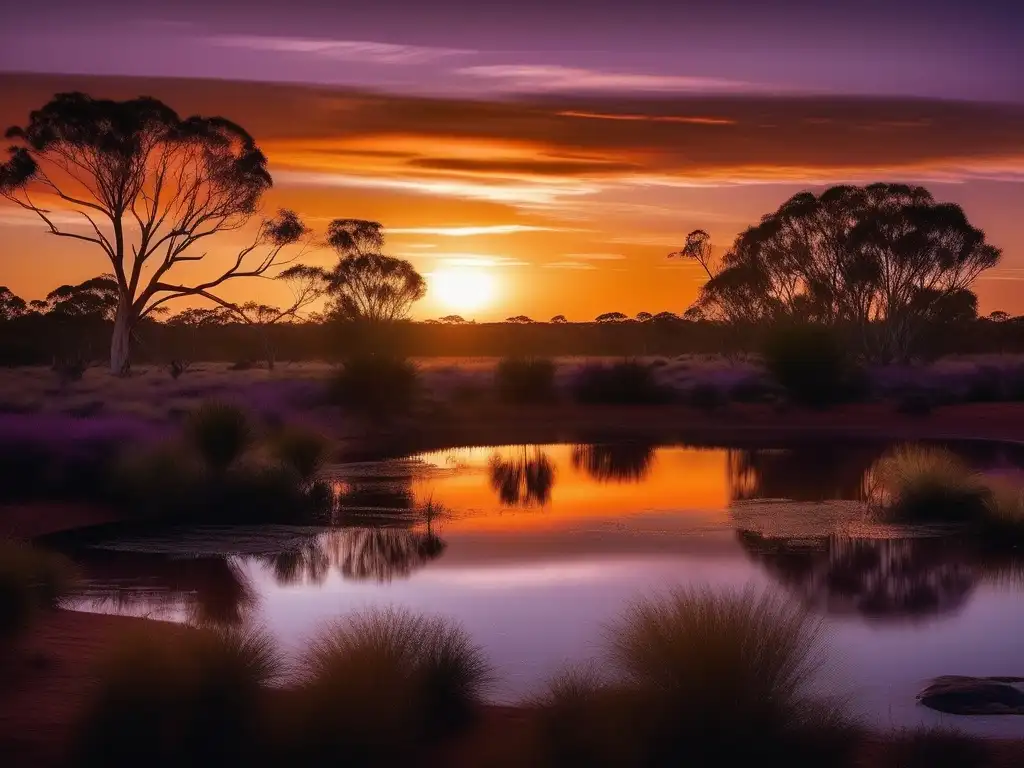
(438, 314), (469, 324)
(549, 314), (568, 324)
(989, 310), (1010, 323)
(0, 287), (26, 320)
(683, 184), (1000, 362)
(41, 275), (120, 320)
(595, 312), (628, 323)
(505, 315), (534, 324)
(0, 92), (311, 374)
(321, 220), (425, 323)
(669, 229), (716, 279)
(636, 311), (653, 322)
(652, 311), (682, 323)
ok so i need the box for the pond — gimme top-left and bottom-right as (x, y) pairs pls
(50, 439), (1024, 736)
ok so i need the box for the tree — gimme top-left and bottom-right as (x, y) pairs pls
(549, 314), (567, 324)
(989, 310), (1010, 323)
(41, 275), (119, 320)
(636, 311), (653, 322)
(505, 315), (534, 324)
(669, 229), (715, 279)
(595, 312), (627, 323)
(0, 287), (26, 320)
(321, 220), (425, 323)
(0, 92), (311, 374)
(683, 184), (1001, 362)
(437, 314), (469, 324)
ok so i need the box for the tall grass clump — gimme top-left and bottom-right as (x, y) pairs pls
(571, 360), (672, 405)
(980, 480), (1024, 540)
(291, 608), (491, 765)
(330, 355), (419, 416)
(0, 540), (76, 640)
(870, 445), (989, 524)
(74, 624), (282, 768)
(495, 357), (558, 404)
(763, 323), (853, 407)
(271, 427), (330, 482)
(185, 401), (252, 472)
(532, 588), (856, 767)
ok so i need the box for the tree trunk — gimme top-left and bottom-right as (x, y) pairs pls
(110, 305), (134, 376)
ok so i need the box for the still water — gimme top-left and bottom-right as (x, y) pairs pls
(55, 440), (1024, 735)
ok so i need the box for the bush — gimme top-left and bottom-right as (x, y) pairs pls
(571, 361), (672, 405)
(532, 588), (856, 767)
(495, 357), (557, 404)
(292, 609), (491, 763)
(109, 444), (206, 518)
(75, 624), (282, 768)
(981, 481), (1024, 539)
(762, 324), (852, 407)
(330, 356), (419, 416)
(871, 445), (990, 524)
(185, 401), (253, 472)
(0, 540), (76, 640)
(271, 427), (329, 481)
(883, 727), (990, 768)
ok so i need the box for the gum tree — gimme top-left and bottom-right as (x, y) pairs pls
(0, 92), (309, 374)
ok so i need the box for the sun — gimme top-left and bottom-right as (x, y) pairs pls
(430, 267), (497, 314)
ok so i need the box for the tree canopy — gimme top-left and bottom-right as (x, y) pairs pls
(0, 287), (27, 321)
(0, 91), (311, 372)
(596, 312), (628, 323)
(680, 184), (1000, 361)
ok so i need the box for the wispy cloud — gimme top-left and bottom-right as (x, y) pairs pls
(434, 255), (530, 268)
(544, 261), (598, 270)
(456, 65), (768, 94)
(209, 35), (475, 64)
(562, 252), (626, 260)
(389, 224), (561, 236)
(558, 111), (736, 125)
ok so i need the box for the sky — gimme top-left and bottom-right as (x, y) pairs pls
(1, 0), (1023, 320)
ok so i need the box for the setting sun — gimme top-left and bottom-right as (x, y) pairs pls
(430, 267), (498, 314)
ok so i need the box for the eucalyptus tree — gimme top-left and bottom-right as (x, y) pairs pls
(0, 92), (310, 373)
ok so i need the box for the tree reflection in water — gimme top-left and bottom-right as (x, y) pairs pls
(488, 447), (555, 507)
(727, 444), (884, 503)
(261, 525), (447, 585)
(570, 442), (656, 483)
(738, 531), (977, 621)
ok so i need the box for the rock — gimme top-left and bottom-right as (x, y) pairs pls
(918, 675), (1024, 715)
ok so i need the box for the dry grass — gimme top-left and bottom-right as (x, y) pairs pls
(870, 445), (990, 523)
(0, 539), (77, 640)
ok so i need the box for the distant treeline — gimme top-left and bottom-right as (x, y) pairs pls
(3, 314), (1024, 366)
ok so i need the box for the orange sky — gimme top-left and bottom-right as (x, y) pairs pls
(2, 73), (1024, 320)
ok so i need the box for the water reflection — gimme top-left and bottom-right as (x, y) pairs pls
(738, 531), (978, 621)
(488, 447), (556, 507)
(727, 444), (882, 502)
(570, 442), (656, 483)
(261, 526), (447, 585)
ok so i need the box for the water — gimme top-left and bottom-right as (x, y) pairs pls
(53, 439), (1024, 736)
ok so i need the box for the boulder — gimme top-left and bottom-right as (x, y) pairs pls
(918, 675), (1024, 715)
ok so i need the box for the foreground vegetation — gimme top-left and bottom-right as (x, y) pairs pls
(871, 445), (1024, 538)
(0, 539), (76, 641)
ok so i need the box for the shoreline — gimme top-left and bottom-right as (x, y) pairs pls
(5, 401), (1024, 765)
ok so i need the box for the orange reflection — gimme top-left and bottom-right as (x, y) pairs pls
(411, 444), (730, 533)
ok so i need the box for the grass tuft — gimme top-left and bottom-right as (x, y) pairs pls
(74, 624), (282, 768)
(330, 355), (419, 416)
(292, 608), (491, 763)
(871, 445), (990, 524)
(495, 357), (557, 404)
(571, 360), (672, 405)
(0, 540), (76, 640)
(271, 427), (330, 481)
(185, 401), (253, 472)
(883, 727), (990, 768)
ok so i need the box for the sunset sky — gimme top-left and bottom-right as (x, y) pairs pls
(1, 0), (1023, 320)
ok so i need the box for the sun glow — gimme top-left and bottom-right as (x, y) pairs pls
(430, 267), (498, 314)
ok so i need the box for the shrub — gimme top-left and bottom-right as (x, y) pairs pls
(533, 588), (856, 767)
(272, 427), (329, 481)
(495, 357), (557, 404)
(871, 445), (989, 524)
(883, 727), (990, 768)
(75, 624), (282, 768)
(109, 444), (206, 518)
(762, 324), (852, 407)
(330, 356), (419, 416)
(185, 401), (253, 472)
(292, 609), (491, 763)
(571, 361), (672, 405)
(0, 540), (76, 640)
(168, 359), (190, 379)
(981, 481), (1024, 539)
